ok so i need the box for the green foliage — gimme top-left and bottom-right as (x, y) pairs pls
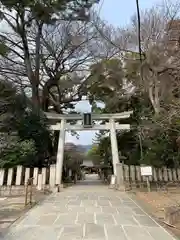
(0, 139), (37, 168)
(0, 79), (52, 167)
(124, 52), (141, 84)
(0, 80), (27, 132)
(64, 143), (84, 171)
(88, 56), (180, 169)
(88, 59), (124, 107)
(142, 132), (177, 167)
(17, 110), (53, 165)
(86, 144), (102, 166)
(116, 130), (139, 165)
(87, 136), (113, 167)
(140, 117), (180, 168)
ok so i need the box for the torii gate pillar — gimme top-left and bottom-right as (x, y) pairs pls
(55, 119), (65, 186)
(110, 118), (119, 176)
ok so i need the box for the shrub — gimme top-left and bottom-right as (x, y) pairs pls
(0, 138), (37, 168)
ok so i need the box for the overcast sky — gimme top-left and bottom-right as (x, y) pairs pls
(65, 0), (177, 145)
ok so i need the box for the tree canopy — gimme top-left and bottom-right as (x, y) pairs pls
(0, 0), (100, 112)
(2, 0), (180, 173)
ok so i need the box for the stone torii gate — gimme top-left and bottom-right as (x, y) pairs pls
(45, 111), (133, 186)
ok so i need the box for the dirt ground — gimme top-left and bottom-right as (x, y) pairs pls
(132, 188), (180, 238)
(0, 190), (51, 234)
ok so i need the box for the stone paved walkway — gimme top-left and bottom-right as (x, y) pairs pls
(1, 175), (177, 240)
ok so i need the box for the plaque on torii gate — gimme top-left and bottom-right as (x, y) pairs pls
(83, 113), (92, 128)
(45, 111), (133, 187)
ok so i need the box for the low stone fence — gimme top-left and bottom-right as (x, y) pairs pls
(0, 165), (57, 196)
(122, 164), (180, 188)
(1, 164), (180, 195)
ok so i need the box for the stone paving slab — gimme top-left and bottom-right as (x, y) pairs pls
(96, 213), (115, 225)
(145, 227), (175, 240)
(1, 177), (177, 240)
(123, 226), (154, 240)
(105, 225), (127, 240)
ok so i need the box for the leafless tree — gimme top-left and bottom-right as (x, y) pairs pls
(123, 1), (180, 116)
(0, 9), (117, 113)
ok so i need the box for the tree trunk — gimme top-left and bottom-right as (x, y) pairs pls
(41, 79), (63, 113)
(32, 84), (40, 110)
(41, 83), (49, 111)
(148, 85), (160, 115)
(31, 22), (43, 111)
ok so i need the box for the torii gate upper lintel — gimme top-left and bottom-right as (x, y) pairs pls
(44, 111), (133, 186)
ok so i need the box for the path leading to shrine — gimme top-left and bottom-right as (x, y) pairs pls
(1, 174), (176, 240)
